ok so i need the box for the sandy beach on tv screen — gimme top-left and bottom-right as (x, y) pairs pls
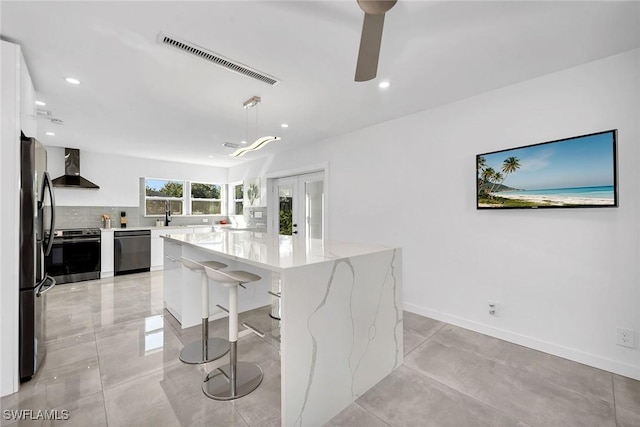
(492, 193), (614, 206)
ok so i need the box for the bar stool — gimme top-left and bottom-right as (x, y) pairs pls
(201, 266), (264, 400)
(179, 257), (230, 364)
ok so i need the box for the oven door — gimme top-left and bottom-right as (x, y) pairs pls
(45, 236), (101, 284)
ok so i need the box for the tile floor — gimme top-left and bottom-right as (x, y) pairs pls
(2, 271), (639, 426)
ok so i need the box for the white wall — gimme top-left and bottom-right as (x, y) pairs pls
(46, 148), (229, 206)
(230, 49), (640, 379)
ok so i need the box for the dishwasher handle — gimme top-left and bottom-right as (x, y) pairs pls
(114, 230), (151, 238)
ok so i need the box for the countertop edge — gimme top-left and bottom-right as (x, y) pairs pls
(161, 232), (398, 272)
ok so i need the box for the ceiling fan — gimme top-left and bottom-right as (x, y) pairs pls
(354, 0), (398, 82)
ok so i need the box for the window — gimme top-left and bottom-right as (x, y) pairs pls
(143, 178), (225, 216)
(145, 179), (184, 215)
(233, 183), (244, 215)
(191, 182), (222, 215)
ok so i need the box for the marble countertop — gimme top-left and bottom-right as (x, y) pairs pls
(162, 231), (395, 271)
(100, 225), (186, 232)
(100, 225), (258, 232)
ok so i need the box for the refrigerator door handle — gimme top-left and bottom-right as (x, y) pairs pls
(36, 274), (56, 297)
(39, 172), (56, 256)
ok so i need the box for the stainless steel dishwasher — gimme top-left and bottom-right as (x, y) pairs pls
(114, 230), (151, 275)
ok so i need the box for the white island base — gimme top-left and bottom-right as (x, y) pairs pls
(162, 232), (403, 426)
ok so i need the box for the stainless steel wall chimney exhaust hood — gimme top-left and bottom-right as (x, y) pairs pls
(52, 148), (99, 189)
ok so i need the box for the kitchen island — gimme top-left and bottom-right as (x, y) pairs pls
(162, 231), (402, 427)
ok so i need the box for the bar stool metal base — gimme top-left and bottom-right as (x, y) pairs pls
(202, 362), (264, 400)
(179, 338), (229, 364)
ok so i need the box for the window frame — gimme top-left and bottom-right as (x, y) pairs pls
(143, 177), (226, 217)
(230, 181), (244, 215)
(190, 181), (224, 216)
(144, 178), (186, 217)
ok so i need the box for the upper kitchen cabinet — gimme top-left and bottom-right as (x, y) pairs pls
(19, 51), (37, 137)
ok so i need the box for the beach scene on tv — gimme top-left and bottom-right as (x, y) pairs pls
(477, 131), (616, 208)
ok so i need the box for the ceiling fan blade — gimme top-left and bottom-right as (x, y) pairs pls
(355, 12), (385, 82)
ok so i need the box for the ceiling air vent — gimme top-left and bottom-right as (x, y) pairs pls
(158, 33), (281, 86)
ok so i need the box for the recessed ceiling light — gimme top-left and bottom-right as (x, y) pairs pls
(208, 155), (214, 158)
(281, 123), (289, 128)
(45, 132), (55, 136)
(65, 77), (80, 85)
(240, 140), (248, 145)
(378, 81), (390, 89)
(35, 100), (46, 106)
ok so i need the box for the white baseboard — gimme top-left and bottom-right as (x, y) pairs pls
(404, 302), (640, 381)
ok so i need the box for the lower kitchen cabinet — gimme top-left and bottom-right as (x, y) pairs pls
(162, 240), (182, 322)
(150, 228), (194, 271)
(100, 230), (114, 278)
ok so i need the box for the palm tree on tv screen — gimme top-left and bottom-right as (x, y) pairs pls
(490, 171), (503, 194)
(477, 156), (487, 173)
(477, 156), (487, 189)
(500, 156), (521, 190)
(480, 167), (495, 196)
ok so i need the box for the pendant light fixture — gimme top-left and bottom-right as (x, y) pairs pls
(230, 96), (280, 157)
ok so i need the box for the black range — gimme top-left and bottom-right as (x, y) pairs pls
(45, 228), (101, 284)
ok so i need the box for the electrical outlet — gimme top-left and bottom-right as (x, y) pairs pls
(202, 218), (209, 223)
(617, 328), (634, 348)
(488, 301), (496, 315)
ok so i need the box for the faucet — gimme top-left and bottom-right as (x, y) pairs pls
(164, 200), (172, 226)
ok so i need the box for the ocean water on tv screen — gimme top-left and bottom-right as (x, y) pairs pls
(504, 186), (614, 199)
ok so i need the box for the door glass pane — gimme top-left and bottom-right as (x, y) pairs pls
(279, 186), (293, 236)
(305, 180), (323, 239)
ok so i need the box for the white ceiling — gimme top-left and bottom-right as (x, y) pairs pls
(2, 1), (639, 167)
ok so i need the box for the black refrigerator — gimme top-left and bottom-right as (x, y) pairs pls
(19, 134), (56, 381)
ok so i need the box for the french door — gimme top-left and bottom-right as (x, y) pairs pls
(273, 172), (324, 238)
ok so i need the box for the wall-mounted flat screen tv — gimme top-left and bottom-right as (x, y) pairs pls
(476, 130), (618, 209)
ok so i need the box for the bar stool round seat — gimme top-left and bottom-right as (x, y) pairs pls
(212, 270), (261, 287)
(202, 267), (264, 400)
(179, 257), (230, 364)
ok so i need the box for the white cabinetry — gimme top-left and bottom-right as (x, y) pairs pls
(162, 240), (183, 322)
(19, 53), (37, 137)
(150, 228), (193, 271)
(1, 41), (36, 396)
(100, 230), (114, 278)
